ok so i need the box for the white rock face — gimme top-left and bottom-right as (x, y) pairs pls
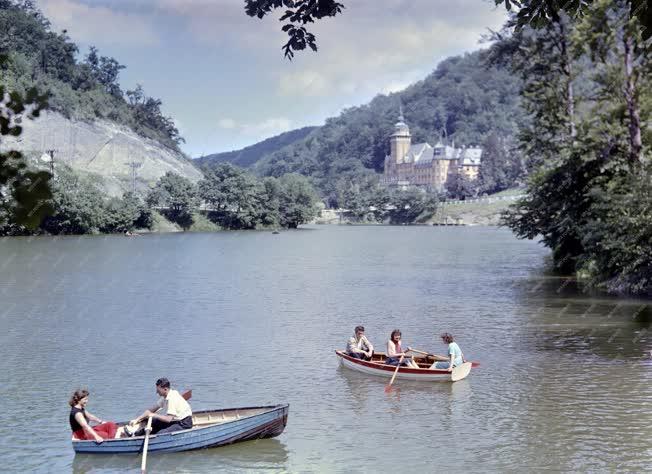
(2, 112), (203, 196)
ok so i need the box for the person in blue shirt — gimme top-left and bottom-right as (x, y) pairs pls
(431, 333), (465, 371)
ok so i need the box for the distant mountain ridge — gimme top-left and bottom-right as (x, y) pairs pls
(196, 126), (316, 169)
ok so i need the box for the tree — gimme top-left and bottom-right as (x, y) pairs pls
(101, 192), (152, 233)
(386, 188), (438, 225)
(0, 55), (52, 233)
(446, 172), (476, 199)
(501, 0), (652, 292)
(277, 173), (320, 228)
(127, 84), (184, 147)
(258, 177), (282, 227)
(147, 172), (198, 230)
(199, 163), (265, 229)
(40, 166), (107, 234)
(494, 0), (651, 41)
(245, 0), (344, 59)
(487, 15), (577, 170)
(478, 133), (521, 193)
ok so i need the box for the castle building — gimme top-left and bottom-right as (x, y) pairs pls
(382, 112), (482, 191)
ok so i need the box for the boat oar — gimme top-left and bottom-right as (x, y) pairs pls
(384, 355), (404, 392)
(409, 348), (480, 368)
(140, 415), (153, 474)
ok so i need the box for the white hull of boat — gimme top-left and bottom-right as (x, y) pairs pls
(336, 351), (472, 382)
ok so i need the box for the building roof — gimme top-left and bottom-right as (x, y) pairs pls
(391, 109), (411, 137)
(458, 147), (483, 165)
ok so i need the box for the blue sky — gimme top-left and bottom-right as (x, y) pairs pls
(37, 0), (507, 156)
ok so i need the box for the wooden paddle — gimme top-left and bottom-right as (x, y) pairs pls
(409, 348), (480, 368)
(140, 415), (153, 474)
(384, 355), (404, 392)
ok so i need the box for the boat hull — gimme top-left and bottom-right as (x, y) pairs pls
(72, 405), (289, 454)
(336, 350), (472, 382)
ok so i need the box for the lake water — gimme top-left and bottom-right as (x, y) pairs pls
(1, 226), (651, 473)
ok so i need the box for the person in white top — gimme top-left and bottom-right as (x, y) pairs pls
(131, 378), (193, 436)
(346, 325), (374, 360)
(386, 329), (420, 368)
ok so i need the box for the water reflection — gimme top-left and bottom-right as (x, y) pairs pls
(72, 439), (289, 473)
(513, 273), (652, 361)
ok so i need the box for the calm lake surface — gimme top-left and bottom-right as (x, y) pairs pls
(1, 226), (651, 473)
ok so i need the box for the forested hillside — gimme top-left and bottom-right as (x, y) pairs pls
(0, 1), (182, 150)
(197, 126), (316, 169)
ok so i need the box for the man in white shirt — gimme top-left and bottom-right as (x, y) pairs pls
(346, 325), (374, 360)
(132, 378), (193, 435)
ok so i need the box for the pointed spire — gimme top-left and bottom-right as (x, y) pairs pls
(398, 100), (404, 122)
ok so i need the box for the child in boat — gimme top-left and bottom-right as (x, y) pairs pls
(431, 333), (465, 371)
(385, 329), (419, 368)
(69, 389), (118, 442)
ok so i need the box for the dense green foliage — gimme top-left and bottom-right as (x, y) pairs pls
(0, 53), (52, 233)
(501, 1), (652, 295)
(199, 163), (320, 229)
(0, 1), (183, 150)
(38, 165), (152, 234)
(146, 172), (198, 230)
(245, 0), (344, 59)
(494, 0), (651, 41)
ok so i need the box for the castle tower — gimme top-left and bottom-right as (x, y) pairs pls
(390, 106), (411, 164)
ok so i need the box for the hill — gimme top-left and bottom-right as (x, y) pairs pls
(196, 126), (316, 169)
(0, 1), (201, 194)
(253, 51), (524, 205)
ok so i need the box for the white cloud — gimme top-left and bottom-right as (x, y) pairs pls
(38, 0), (160, 46)
(217, 118), (237, 129)
(156, 0), (281, 49)
(275, 0), (507, 99)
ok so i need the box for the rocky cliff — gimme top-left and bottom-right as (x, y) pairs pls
(3, 112), (203, 196)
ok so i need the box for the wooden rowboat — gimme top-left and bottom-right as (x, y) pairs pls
(336, 350), (472, 382)
(72, 404), (289, 454)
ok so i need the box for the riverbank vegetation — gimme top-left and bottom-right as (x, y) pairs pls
(0, 163), (320, 235)
(494, 1), (651, 295)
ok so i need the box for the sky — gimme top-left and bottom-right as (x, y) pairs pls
(36, 0), (507, 157)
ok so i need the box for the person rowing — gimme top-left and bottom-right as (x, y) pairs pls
(385, 329), (419, 368)
(430, 332), (466, 371)
(346, 325), (374, 360)
(128, 378), (193, 436)
(69, 389), (118, 443)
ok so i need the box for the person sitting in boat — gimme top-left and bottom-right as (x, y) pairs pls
(431, 332), (466, 371)
(69, 389), (118, 443)
(386, 329), (419, 368)
(130, 378), (193, 436)
(346, 325), (374, 360)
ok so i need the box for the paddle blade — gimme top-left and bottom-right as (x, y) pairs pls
(471, 361), (480, 368)
(384, 384), (394, 393)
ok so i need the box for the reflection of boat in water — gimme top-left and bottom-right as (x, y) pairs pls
(336, 351), (472, 382)
(72, 438), (290, 473)
(72, 405), (289, 454)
